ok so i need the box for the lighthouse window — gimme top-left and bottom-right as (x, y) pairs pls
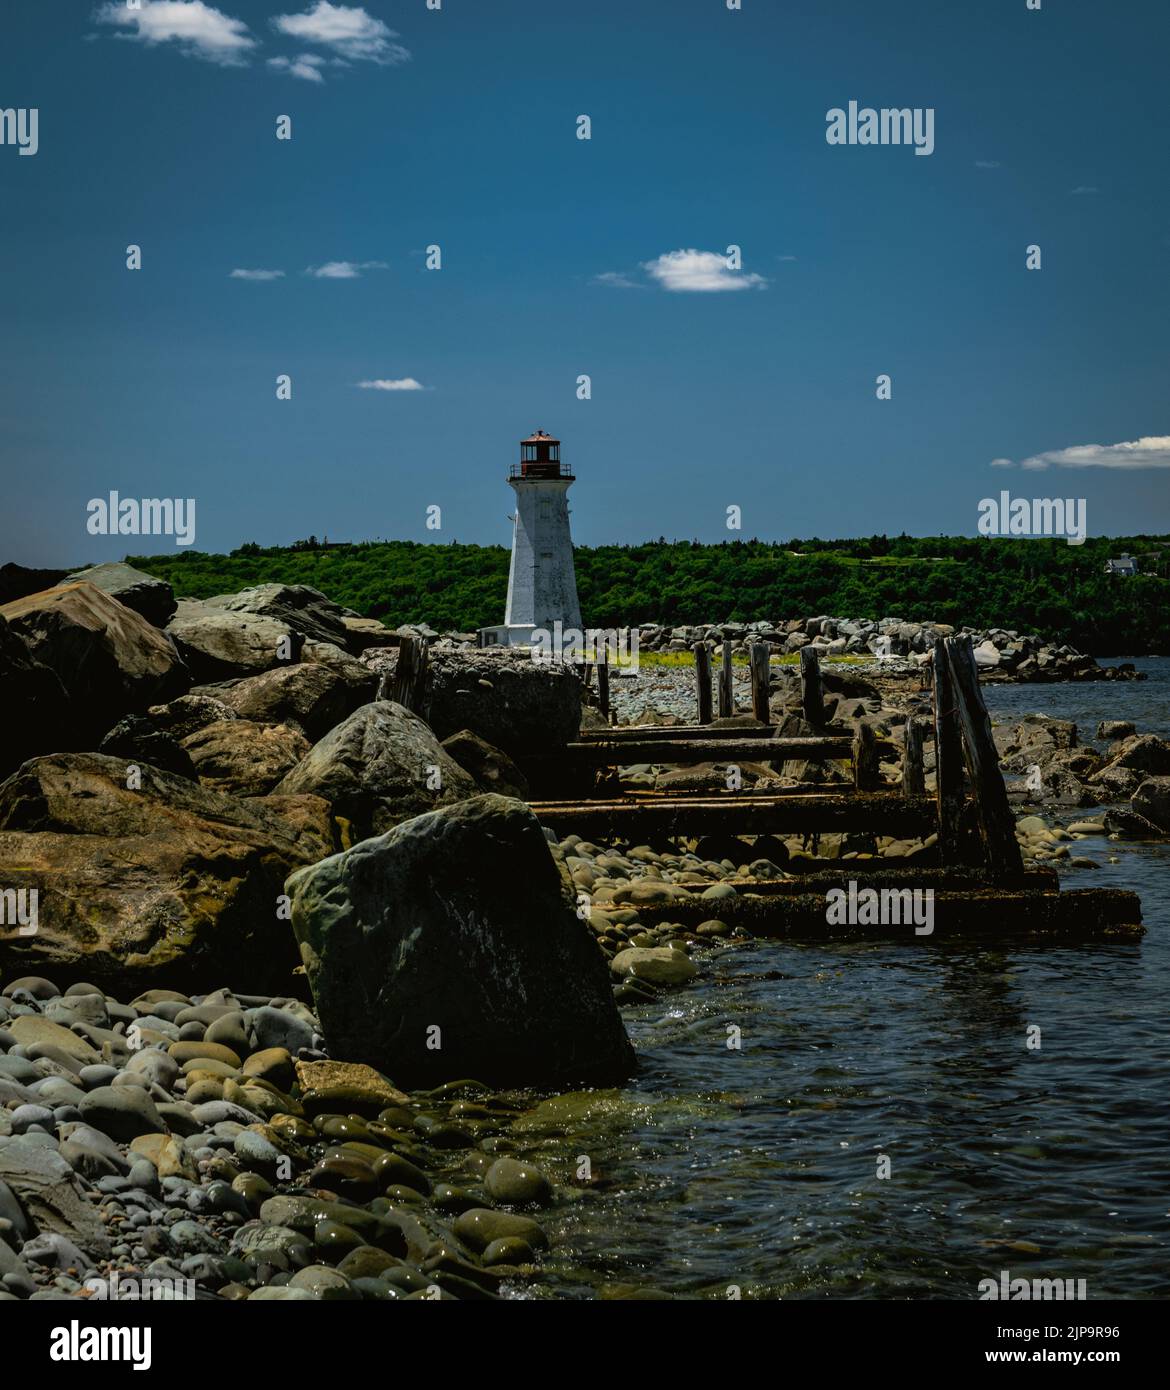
(539, 499), (551, 520)
(541, 552), (553, 562)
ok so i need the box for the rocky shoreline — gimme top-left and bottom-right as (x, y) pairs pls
(1, 565), (1167, 1301)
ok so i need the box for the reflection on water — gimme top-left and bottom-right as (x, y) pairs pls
(525, 661), (1170, 1299)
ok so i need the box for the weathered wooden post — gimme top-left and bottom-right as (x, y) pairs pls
(718, 639), (734, 718)
(597, 652), (610, 721)
(901, 716), (926, 796)
(800, 647), (826, 727)
(852, 721), (880, 791)
(932, 642), (966, 864)
(388, 634), (429, 713)
(749, 641), (771, 723)
(693, 641), (713, 724)
(944, 635), (1024, 878)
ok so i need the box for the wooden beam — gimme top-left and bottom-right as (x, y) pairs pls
(577, 723), (776, 741)
(545, 735), (897, 767)
(387, 634), (428, 713)
(852, 722), (881, 791)
(596, 653), (610, 720)
(800, 647), (826, 727)
(932, 642), (967, 864)
(529, 791), (936, 838)
(944, 635), (1025, 878)
(613, 886), (1142, 942)
(718, 638), (734, 719)
(749, 642), (771, 722)
(902, 716), (926, 796)
(693, 642), (713, 724)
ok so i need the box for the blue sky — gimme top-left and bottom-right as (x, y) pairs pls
(1, 0), (1167, 566)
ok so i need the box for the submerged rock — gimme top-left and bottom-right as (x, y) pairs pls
(288, 794), (635, 1088)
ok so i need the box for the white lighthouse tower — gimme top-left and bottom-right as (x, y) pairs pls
(480, 429), (582, 647)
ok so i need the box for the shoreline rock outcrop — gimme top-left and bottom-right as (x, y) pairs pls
(287, 794), (636, 1089)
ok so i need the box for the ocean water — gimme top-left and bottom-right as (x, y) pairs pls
(521, 660), (1170, 1299)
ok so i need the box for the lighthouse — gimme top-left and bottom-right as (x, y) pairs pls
(479, 430), (582, 647)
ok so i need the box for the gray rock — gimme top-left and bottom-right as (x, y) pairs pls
(245, 1007), (314, 1056)
(208, 661), (375, 742)
(0, 1136), (109, 1255)
(98, 715), (197, 780)
(203, 585), (355, 652)
(423, 648), (582, 758)
(0, 581), (188, 744)
(180, 719), (310, 797)
(78, 1085), (165, 1142)
(166, 599), (301, 683)
(65, 562), (176, 627)
(0, 613), (71, 778)
(1132, 777), (1170, 833)
(276, 701), (476, 840)
(288, 793), (635, 1089)
(20, 1231), (95, 1273)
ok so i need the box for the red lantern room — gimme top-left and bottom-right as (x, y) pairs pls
(510, 430), (574, 481)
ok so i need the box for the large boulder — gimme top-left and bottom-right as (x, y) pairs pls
(0, 614), (71, 777)
(1088, 734), (1170, 801)
(203, 585), (355, 652)
(287, 794), (635, 1088)
(181, 719), (310, 797)
(166, 599), (301, 683)
(1095, 734), (1170, 777)
(0, 1135), (110, 1257)
(146, 693), (238, 741)
(98, 714), (198, 780)
(440, 729), (530, 800)
(1132, 778), (1170, 834)
(422, 650), (581, 758)
(0, 753), (323, 992)
(205, 662), (375, 742)
(275, 702), (476, 840)
(0, 582), (188, 743)
(65, 562), (176, 627)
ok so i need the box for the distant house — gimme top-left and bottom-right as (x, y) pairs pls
(1104, 554), (1138, 576)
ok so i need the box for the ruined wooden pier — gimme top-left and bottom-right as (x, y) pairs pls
(536, 636), (1144, 940)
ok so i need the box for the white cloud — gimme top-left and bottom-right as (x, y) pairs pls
(777, 254), (798, 262)
(994, 436), (1170, 471)
(1070, 185), (1099, 195)
(357, 378), (425, 391)
(641, 249), (768, 293)
(267, 53), (325, 82)
(592, 271), (642, 289)
(304, 260), (388, 279)
(271, 2), (409, 65)
(975, 160), (1001, 169)
(94, 1), (256, 67)
(229, 267), (285, 280)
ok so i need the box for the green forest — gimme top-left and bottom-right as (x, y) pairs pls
(125, 534), (1170, 654)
